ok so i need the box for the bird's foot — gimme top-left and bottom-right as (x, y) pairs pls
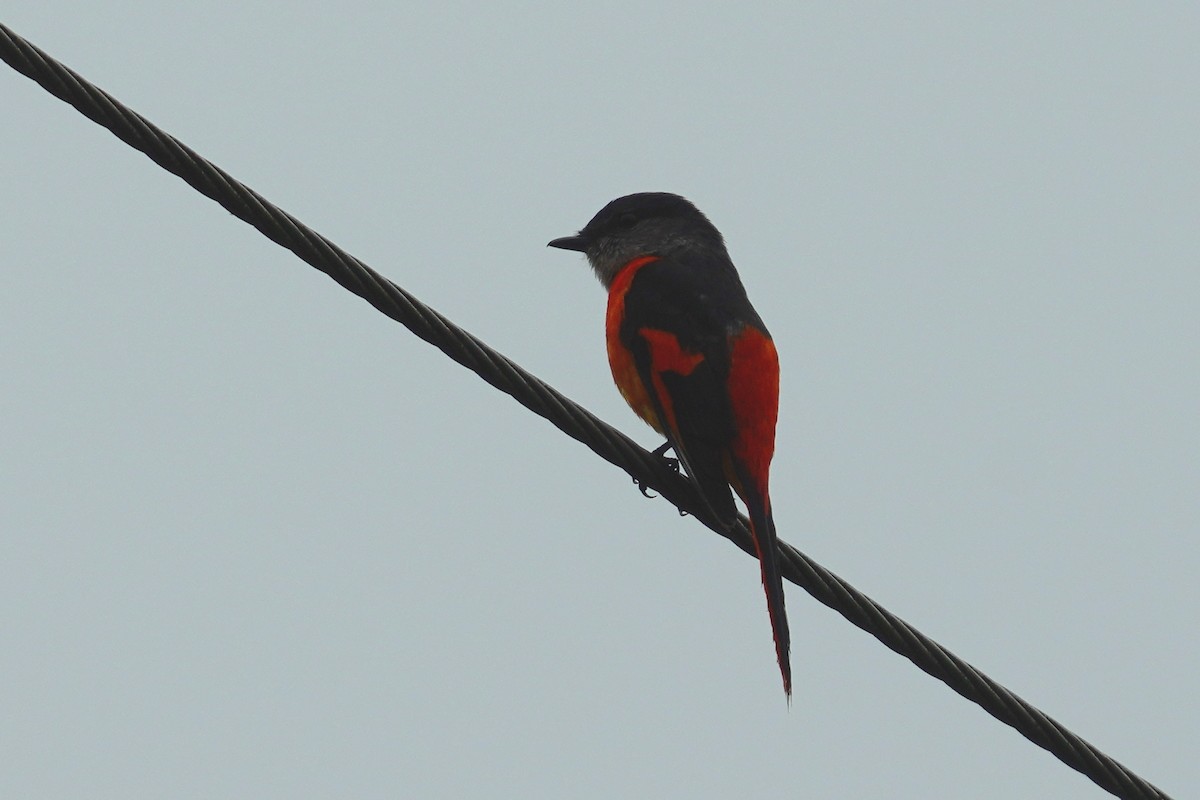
(651, 440), (680, 470)
(634, 441), (680, 498)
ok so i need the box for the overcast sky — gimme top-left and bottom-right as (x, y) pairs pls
(3, 4), (1197, 798)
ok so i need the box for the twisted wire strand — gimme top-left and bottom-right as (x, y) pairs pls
(0, 23), (1173, 800)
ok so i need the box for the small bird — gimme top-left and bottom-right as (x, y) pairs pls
(548, 192), (790, 696)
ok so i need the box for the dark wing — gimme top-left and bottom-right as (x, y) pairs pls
(618, 254), (758, 528)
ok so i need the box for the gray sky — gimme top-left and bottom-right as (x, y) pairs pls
(3, 4), (1197, 798)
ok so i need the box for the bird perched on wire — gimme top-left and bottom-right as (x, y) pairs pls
(548, 192), (790, 697)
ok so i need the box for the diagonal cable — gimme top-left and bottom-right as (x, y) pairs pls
(0, 23), (1174, 800)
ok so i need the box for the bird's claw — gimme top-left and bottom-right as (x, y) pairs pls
(634, 441), (682, 498)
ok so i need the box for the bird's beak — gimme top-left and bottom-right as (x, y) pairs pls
(547, 234), (587, 252)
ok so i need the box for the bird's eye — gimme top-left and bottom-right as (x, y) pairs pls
(616, 212), (638, 228)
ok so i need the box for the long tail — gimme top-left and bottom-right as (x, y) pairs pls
(741, 474), (791, 697)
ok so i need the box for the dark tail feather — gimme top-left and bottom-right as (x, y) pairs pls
(738, 468), (791, 697)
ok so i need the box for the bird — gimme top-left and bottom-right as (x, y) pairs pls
(548, 192), (790, 696)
